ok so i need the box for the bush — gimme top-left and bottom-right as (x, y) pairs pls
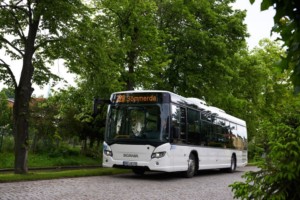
(0, 136), (14, 152)
(0, 152), (14, 168)
(82, 148), (102, 159)
(48, 145), (80, 158)
(247, 140), (265, 162)
(230, 108), (300, 200)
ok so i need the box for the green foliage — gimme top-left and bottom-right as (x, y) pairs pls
(247, 140), (264, 162)
(0, 0), (90, 87)
(28, 153), (100, 167)
(0, 135), (14, 153)
(0, 91), (12, 127)
(29, 98), (59, 153)
(0, 0), (95, 173)
(252, 0), (300, 93)
(156, 0), (248, 98)
(0, 87), (14, 98)
(72, 0), (170, 91)
(51, 87), (104, 145)
(230, 98), (300, 200)
(47, 145), (80, 158)
(230, 39), (300, 199)
(0, 151), (101, 169)
(0, 152), (14, 169)
(0, 91), (13, 152)
(72, 0), (248, 96)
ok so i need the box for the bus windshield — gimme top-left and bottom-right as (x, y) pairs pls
(106, 104), (169, 144)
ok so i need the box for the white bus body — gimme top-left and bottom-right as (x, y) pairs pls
(101, 90), (247, 177)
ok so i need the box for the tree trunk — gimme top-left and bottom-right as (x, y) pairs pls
(13, 85), (33, 174)
(13, 12), (40, 174)
(13, 51), (35, 174)
(125, 26), (139, 90)
(82, 139), (87, 152)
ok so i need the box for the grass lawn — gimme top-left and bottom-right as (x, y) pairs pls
(0, 168), (131, 183)
(0, 152), (130, 183)
(0, 152), (101, 169)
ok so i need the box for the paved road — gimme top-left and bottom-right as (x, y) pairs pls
(0, 166), (257, 200)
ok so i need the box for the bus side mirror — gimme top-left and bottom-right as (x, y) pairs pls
(93, 98), (111, 116)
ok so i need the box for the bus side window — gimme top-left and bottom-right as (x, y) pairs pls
(171, 104), (186, 143)
(187, 108), (200, 145)
(200, 112), (211, 146)
(171, 104), (180, 142)
(179, 107), (187, 143)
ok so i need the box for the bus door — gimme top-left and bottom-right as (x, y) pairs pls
(170, 104), (188, 170)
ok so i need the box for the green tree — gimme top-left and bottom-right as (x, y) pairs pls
(251, 0), (300, 93)
(73, 0), (248, 101)
(50, 87), (104, 153)
(79, 0), (169, 91)
(1, 87), (14, 98)
(68, 0), (250, 147)
(226, 39), (286, 142)
(0, 91), (11, 127)
(0, 0), (90, 173)
(231, 97), (300, 200)
(230, 40), (300, 199)
(155, 0), (248, 99)
(103, 0), (169, 90)
(29, 98), (58, 153)
(0, 90), (13, 151)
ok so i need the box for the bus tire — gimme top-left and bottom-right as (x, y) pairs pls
(185, 153), (196, 178)
(227, 155), (236, 173)
(132, 168), (145, 176)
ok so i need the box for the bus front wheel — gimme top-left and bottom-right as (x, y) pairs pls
(185, 154), (196, 178)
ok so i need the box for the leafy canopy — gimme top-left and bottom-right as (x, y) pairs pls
(250, 0), (300, 93)
(0, 0), (90, 88)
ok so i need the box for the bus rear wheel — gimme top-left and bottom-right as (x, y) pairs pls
(185, 154), (196, 178)
(227, 155), (236, 173)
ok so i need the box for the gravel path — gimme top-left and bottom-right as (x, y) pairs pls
(0, 166), (257, 200)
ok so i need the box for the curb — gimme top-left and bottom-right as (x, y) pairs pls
(0, 165), (102, 173)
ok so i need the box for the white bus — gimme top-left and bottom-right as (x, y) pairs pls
(99, 90), (247, 177)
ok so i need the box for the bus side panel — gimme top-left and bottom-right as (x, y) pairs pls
(196, 147), (246, 170)
(196, 147), (229, 170)
(169, 144), (189, 172)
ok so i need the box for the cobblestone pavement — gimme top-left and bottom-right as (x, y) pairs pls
(0, 166), (257, 200)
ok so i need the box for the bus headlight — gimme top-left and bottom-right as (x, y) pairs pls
(104, 150), (113, 157)
(151, 151), (166, 159)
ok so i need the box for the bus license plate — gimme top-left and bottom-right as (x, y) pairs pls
(123, 161), (137, 166)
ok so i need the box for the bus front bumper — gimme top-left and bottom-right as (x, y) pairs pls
(102, 155), (174, 172)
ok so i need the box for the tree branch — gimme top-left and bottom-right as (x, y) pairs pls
(34, 38), (60, 52)
(0, 59), (18, 89)
(0, 1), (28, 14)
(9, 11), (27, 42)
(27, 0), (33, 26)
(0, 2), (27, 43)
(0, 36), (24, 57)
(15, 0), (23, 6)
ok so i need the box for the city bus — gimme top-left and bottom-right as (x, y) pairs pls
(97, 90), (247, 177)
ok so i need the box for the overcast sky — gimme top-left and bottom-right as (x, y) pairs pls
(1, 0), (277, 97)
(232, 0), (277, 49)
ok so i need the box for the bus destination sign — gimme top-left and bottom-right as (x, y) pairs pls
(113, 93), (158, 104)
